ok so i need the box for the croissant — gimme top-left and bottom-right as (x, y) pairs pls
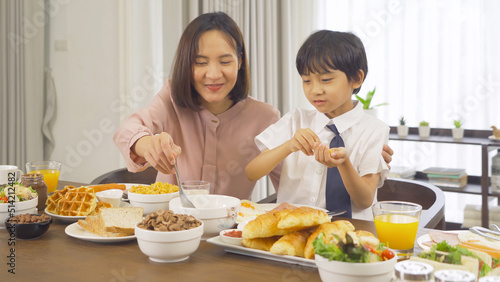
(269, 228), (315, 258)
(242, 209), (295, 239)
(242, 236), (281, 252)
(277, 206), (330, 231)
(303, 220), (355, 259)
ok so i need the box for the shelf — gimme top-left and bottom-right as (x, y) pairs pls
(389, 127), (500, 147)
(388, 127), (499, 228)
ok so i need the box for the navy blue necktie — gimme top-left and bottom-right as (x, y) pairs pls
(325, 124), (352, 218)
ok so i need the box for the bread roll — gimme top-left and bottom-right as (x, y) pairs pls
(303, 220), (355, 259)
(242, 209), (295, 239)
(277, 207), (330, 231)
(270, 229), (315, 257)
(242, 237), (281, 252)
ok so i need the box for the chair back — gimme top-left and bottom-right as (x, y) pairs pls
(90, 166), (157, 185)
(377, 178), (445, 229)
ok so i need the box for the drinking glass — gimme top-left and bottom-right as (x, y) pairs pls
(372, 201), (422, 259)
(181, 181), (210, 195)
(26, 161), (62, 194)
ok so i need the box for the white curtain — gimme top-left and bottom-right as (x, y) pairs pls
(0, 0), (45, 171)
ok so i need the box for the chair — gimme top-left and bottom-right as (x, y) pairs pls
(258, 178), (446, 230)
(90, 166), (158, 185)
(377, 178), (446, 230)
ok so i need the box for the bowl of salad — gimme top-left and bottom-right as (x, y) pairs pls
(314, 232), (397, 282)
(0, 184), (38, 229)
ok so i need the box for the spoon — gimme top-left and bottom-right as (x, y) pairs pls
(174, 163), (196, 208)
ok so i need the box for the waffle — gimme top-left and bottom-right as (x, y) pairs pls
(45, 186), (74, 214)
(57, 187), (97, 216)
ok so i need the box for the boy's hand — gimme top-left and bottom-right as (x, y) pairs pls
(313, 143), (347, 167)
(288, 128), (320, 156)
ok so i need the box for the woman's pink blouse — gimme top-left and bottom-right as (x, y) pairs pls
(113, 80), (281, 199)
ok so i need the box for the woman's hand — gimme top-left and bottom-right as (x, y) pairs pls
(288, 128), (320, 156)
(132, 132), (182, 174)
(313, 143), (348, 167)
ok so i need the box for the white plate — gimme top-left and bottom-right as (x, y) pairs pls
(489, 135), (500, 141)
(65, 222), (136, 243)
(45, 201), (132, 222)
(416, 230), (465, 250)
(206, 236), (316, 268)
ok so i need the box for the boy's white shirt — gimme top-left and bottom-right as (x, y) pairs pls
(255, 101), (390, 220)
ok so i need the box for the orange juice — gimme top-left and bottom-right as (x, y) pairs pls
(29, 169), (60, 193)
(374, 214), (419, 250)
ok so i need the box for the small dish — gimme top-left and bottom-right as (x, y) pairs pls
(96, 189), (124, 207)
(219, 229), (243, 246)
(5, 214), (52, 239)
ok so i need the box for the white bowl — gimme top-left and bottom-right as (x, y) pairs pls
(315, 253), (397, 282)
(169, 195), (241, 240)
(96, 189), (123, 207)
(219, 229), (243, 246)
(0, 197), (38, 229)
(128, 191), (178, 215)
(135, 221), (203, 263)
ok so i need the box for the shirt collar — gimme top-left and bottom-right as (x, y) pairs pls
(198, 98), (246, 124)
(313, 100), (364, 134)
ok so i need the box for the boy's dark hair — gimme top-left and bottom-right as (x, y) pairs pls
(171, 12), (250, 110)
(296, 30), (367, 94)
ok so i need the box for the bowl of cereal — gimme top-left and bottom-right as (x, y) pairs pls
(135, 210), (203, 263)
(169, 194), (241, 240)
(127, 182), (179, 215)
(5, 214), (52, 239)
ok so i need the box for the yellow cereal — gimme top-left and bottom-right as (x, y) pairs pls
(129, 182), (179, 194)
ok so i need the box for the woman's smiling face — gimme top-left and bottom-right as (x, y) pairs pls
(192, 29), (241, 115)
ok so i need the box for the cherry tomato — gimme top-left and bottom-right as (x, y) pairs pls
(382, 249), (395, 260)
(0, 196), (8, 203)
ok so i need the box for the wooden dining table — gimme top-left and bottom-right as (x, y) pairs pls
(1, 180), (431, 281)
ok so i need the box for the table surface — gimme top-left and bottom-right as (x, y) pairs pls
(1, 181), (431, 281)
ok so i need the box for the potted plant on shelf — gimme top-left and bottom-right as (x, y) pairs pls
(355, 87), (388, 117)
(397, 116), (409, 138)
(452, 119), (464, 140)
(419, 121), (430, 138)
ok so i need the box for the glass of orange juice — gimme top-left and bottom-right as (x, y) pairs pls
(26, 161), (62, 194)
(372, 201), (422, 260)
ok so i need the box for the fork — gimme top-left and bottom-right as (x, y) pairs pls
(174, 163), (196, 208)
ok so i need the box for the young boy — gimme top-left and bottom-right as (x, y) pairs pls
(245, 30), (389, 220)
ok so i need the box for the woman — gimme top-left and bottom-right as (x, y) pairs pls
(114, 12), (281, 199)
(114, 12), (393, 200)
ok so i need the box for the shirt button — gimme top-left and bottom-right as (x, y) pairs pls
(311, 197), (315, 202)
(316, 168), (322, 174)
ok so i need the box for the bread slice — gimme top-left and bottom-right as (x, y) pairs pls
(78, 207), (143, 237)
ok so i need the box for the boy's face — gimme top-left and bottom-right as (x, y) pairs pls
(301, 69), (362, 119)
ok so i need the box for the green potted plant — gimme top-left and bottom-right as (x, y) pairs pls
(419, 121), (430, 138)
(397, 116), (409, 138)
(355, 87), (388, 117)
(452, 119), (464, 140)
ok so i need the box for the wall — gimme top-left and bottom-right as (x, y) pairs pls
(49, 0), (122, 183)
